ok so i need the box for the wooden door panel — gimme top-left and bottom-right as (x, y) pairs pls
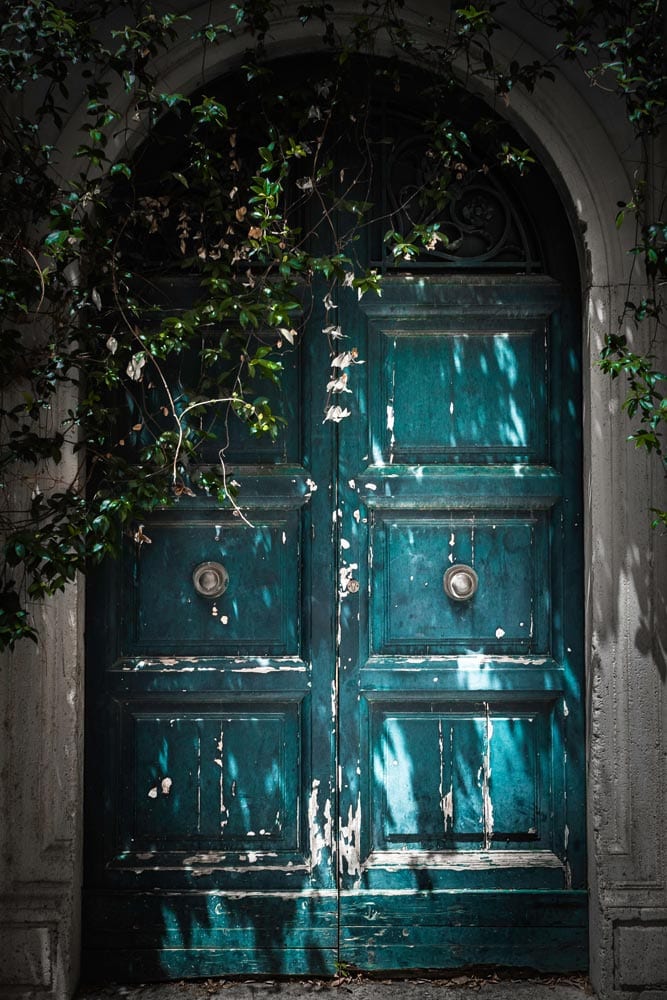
(369, 321), (548, 465)
(117, 700), (301, 855)
(339, 890), (587, 972)
(84, 295), (339, 977)
(371, 703), (553, 850)
(371, 511), (549, 654)
(125, 512), (301, 656)
(337, 276), (586, 970)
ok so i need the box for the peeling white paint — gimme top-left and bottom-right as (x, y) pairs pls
(307, 779), (330, 871)
(438, 720), (454, 833)
(323, 797), (333, 854)
(184, 853), (227, 865)
(147, 786), (158, 799)
(218, 729), (229, 830)
(563, 700), (569, 717)
(449, 532), (455, 547)
(387, 403), (396, 462)
(197, 736), (202, 831)
(364, 483), (377, 491)
(339, 793), (362, 878)
(564, 860), (572, 888)
(340, 538), (350, 550)
(161, 777), (172, 795)
(215, 524), (222, 541)
(348, 479), (356, 489)
(495, 627), (505, 639)
(366, 850), (564, 871)
(353, 509), (361, 523)
(230, 664), (306, 673)
(482, 705), (494, 849)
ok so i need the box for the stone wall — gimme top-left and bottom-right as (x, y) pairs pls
(0, 386), (84, 999)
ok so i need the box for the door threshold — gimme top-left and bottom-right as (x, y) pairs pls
(77, 969), (594, 1000)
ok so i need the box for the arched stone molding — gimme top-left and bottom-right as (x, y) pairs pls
(1, 5), (665, 997)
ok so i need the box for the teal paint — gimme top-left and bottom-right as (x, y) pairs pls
(335, 277), (585, 971)
(84, 276), (586, 980)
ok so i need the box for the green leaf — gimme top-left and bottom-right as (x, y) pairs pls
(44, 230), (68, 247)
(111, 162), (132, 178)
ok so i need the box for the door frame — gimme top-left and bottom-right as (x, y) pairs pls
(77, 21), (602, 978)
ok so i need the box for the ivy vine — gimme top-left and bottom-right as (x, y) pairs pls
(0, 0), (664, 651)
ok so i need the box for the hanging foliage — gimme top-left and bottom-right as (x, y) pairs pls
(0, 0), (664, 651)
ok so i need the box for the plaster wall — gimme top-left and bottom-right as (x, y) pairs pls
(0, 384), (84, 999)
(0, 4), (666, 997)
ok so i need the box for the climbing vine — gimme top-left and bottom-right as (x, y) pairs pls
(523, 0), (667, 526)
(0, 0), (665, 650)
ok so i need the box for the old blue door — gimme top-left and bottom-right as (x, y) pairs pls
(84, 287), (341, 977)
(84, 204), (586, 978)
(335, 276), (586, 970)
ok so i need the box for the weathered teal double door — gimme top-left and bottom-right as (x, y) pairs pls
(84, 276), (587, 979)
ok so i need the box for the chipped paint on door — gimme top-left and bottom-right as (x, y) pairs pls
(84, 274), (586, 977)
(83, 280), (340, 979)
(336, 276), (587, 971)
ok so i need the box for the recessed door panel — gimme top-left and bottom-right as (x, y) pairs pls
(372, 703), (549, 850)
(371, 511), (548, 654)
(125, 513), (300, 656)
(370, 322), (548, 464)
(123, 701), (300, 854)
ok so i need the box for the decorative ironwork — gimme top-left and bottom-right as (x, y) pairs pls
(376, 135), (542, 271)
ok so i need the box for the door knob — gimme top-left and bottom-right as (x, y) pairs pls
(193, 561), (229, 598)
(443, 564), (478, 601)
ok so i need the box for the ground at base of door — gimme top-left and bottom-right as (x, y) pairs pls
(77, 970), (594, 1000)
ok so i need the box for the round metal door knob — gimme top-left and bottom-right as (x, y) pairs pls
(443, 564), (478, 602)
(193, 561), (229, 598)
